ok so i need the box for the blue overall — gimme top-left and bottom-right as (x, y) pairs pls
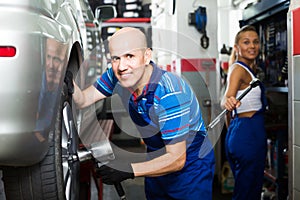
(95, 62), (215, 199)
(225, 61), (267, 200)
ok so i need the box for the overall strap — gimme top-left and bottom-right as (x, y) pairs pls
(235, 61), (268, 113)
(236, 61), (256, 78)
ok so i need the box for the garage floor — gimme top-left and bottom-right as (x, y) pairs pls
(100, 132), (233, 200)
(102, 175), (233, 200)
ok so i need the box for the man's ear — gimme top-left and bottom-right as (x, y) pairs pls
(144, 48), (152, 64)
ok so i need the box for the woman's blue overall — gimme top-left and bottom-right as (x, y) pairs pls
(225, 111), (267, 200)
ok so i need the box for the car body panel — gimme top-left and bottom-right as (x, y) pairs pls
(0, 0), (85, 166)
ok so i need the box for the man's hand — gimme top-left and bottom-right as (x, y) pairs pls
(96, 163), (134, 185)
(64, 70), (74, 94)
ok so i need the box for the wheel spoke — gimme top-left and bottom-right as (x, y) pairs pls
(62, 101), (79, 200)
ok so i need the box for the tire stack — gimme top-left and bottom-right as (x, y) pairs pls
(117, 0), (142, 18)
(141, 2), (151, 18)
(88, 0), (117, 14)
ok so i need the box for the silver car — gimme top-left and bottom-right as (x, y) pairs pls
(0, 1), (115, 199)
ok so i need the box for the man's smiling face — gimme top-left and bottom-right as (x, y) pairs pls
(109, 28), (151, 92)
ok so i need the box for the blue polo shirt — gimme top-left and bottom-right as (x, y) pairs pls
(94, 61), (215, 199)
(94, 61), (207, 150)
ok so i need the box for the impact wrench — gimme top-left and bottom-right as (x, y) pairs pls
(207, 78), (261, 130)
(78, 140), (127, 200)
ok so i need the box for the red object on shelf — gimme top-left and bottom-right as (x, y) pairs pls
(105, 18), (151, 23)
(293, 7), (300, 55)
(166, 64), (171, 72)
(221, 61), (229, 71)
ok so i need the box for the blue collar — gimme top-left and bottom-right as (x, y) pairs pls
(133, 61), (165, 102)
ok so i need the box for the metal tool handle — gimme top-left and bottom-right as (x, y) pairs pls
(78, 141), (127, 199)
(114, 182), (126, 200)
(207, 78), (260, 130)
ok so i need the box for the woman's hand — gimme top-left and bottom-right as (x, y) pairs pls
(224, 96), (241, 111)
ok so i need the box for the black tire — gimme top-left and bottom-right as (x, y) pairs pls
(2, 79), (80, 200)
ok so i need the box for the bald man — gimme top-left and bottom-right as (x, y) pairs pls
(73, 27), (215, 199)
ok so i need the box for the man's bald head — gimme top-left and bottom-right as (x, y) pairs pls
(109, 27), (147, 56)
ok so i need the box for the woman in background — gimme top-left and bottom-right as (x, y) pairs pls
(221, 25), (267, 200)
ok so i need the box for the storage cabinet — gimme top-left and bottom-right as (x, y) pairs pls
(264, 88), (288, 199)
